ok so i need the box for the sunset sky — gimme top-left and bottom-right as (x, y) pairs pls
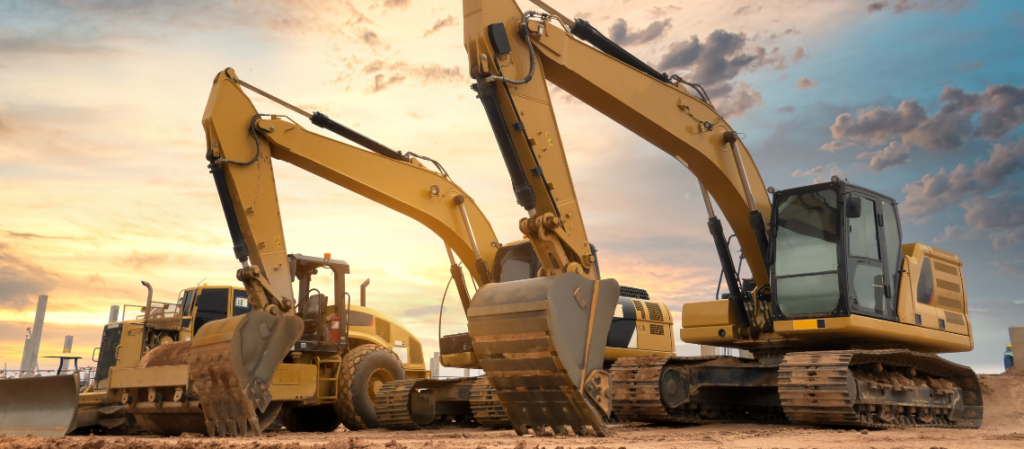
(1, 0), (1022, 375)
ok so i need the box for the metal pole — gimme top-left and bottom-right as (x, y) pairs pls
(108, 305), (120, 324)
(20, 295), (47, 374)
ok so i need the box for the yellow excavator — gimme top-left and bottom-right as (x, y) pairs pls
(194, 68), (677, 431)
(459, 0), (982, 434)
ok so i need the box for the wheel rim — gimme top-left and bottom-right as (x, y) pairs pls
(367, 368), (394, 406)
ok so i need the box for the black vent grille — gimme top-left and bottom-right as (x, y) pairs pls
(619, 286), (650, 300)
(650, 324), (665, 335)
(647, 303), (663, 322)
(632, 300), (646, 320)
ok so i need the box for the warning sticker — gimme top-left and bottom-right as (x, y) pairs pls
(235, 297), (248, 308)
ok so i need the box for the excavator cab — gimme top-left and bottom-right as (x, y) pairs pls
(770, 180), (903, 323)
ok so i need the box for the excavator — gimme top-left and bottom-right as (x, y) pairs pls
(190, 68), (678, 432)
(458, 0), (982, 435)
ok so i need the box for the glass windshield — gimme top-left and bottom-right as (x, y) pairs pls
(775, 189), (841, 315)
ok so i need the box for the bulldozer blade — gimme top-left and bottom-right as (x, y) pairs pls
(468, 273), (619, 436)
(188, 310), (302, 437)
(0, 375), (80, 437)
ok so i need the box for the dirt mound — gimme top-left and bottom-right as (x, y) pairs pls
(979, 368), (1024, 432)
(139, 341), (191, 368)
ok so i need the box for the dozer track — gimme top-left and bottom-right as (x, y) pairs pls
(778, 350), (982, 429)
(468, 377), (510, 428)
(468, 274), (620, 437)
(611, 355), (784, 425)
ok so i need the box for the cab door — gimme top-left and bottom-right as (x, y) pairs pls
(844, 189), (898, 320)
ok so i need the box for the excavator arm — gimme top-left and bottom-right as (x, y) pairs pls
(203, 68), (499, 293)
(464, 0), (772, 287)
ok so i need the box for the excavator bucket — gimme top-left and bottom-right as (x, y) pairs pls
(0, 375), (80, 436)
(467, 273), (619, 436)
(188, 310), (303, 437)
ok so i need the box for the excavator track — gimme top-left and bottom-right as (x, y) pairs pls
(611, 355), (784, 425)
(375, 379), (421, 430)
(778, 350), (982, 429)
(468, 377), (510, 428)
(376, 377), (482, 430)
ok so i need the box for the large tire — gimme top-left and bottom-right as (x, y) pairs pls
(336, 344), (405, 430)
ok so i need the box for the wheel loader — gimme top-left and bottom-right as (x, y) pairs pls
(455, 0), (983, 434)
(191, 69), (678, 431)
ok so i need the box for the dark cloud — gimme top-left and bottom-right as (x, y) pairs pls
(0, 243), (59, 309)
(827, 100), (927, 148)
(893, 0), (972, 13)
(361, 30), (381, 46)
(658, 30), (770, 86)
(608, 18), (671, 46)
(778, 105), (796, 114)
(733, 6), (760, 16)
(5, 231), (45, 239)
(825, 85), (1024, 151)
(372, 73), (406, 92)
(792, 47), (808, 63)
(423, 15), (457, 37)
(361, 61), (464, 93)
(856, 141), (910, 172)
(796, 77), (818, 89)
(121, 250), (169, 269)
(362, 60), (385, 73)
(383, 0), (410, 9)
(961, 192), (1024, 249)
(715, 82), (763, 118)
(902, 140), (1024, 221)
(868, 2), (888, 12)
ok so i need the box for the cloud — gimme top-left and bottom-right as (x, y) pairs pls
(658, 30), (782, 87)
(993, 260), (1024, 276)
(893, 0), (972, 14)
(791, 166), (824, 177)
(361, 30), (381, 46)
(868, 2), (888, 13)
(796, 77), (818, 89)
(383, 0), (410, 9)
(361, 62), (465, 93)
(823, 85), (1024, 151)
(5, 231), (45, 239)
(777, 105), (796, 114)
(820, 140), (855, 152)
(792, 164), (847, 183)
(608, 18), (671, 46)
(812, 164), (848, 184)
(792, 47), (809, 63)
(423, 15), (457, 37)
(827, 100), (927, 147)
(901, 140), (1024, 221)
(121, 250), (169, 269)
(856, 141), (910, 172)
(961, 192), (1024, 248)
(714, 82), (763, 118)
(0, 243), (60, 309)
(371, 73), (407, 92)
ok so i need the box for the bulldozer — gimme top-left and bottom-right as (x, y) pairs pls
(456, 0), (983, 434)
(0, 272), (422, 437)
(191, 69), (678, 431)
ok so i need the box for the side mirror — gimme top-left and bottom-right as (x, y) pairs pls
(846, 197), (862, 218)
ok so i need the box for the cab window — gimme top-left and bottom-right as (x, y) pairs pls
(194, 288), (229, 332)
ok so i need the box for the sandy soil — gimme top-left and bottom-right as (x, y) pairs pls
(2, 369), (1020, 449)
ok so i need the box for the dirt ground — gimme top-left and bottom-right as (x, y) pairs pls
(3, 368), (1021, 449)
